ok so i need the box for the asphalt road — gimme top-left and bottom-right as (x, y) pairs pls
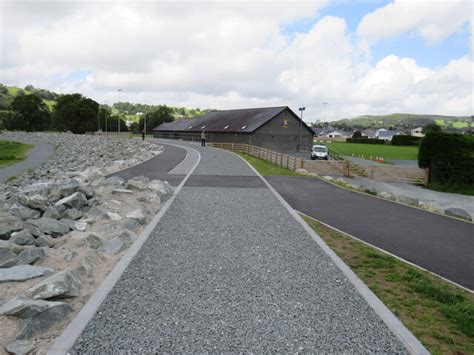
(266, 176), (474, 291)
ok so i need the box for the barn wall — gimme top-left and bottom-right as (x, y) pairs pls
(252, 110), (313, 152)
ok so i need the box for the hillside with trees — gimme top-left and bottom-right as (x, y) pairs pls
(325, 113), (473, 131)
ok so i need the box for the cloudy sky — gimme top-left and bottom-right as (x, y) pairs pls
(0, 0), (472, 121)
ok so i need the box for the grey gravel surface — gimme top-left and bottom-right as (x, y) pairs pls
(71, 187), (406, 353)
(0, 142), (55, 183)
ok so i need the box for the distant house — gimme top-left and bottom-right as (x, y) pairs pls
(411, 127), (425, 137)
(153, 106), (315, 152)
(376, 129), (406, 141)
(362, 129), (377, 138)
(324, 131), (344, 138)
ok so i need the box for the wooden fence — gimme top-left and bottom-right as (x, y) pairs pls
(208, 142), (427, 184)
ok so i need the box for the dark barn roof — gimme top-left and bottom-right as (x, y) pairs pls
(153, 106), (314, 135)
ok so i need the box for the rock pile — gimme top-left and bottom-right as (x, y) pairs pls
(0, 132), (173, 353)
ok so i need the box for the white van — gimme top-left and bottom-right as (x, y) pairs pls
(311, 145), (328, 160)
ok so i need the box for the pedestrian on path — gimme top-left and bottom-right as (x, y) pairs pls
(201, 129), (206, 146)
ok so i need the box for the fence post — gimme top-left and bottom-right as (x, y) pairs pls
(300, 158), (304, 169)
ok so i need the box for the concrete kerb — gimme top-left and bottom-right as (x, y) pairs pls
(232, 151), (429, 355)
(298, 211), (473, 294)
(47, 145), (202, 355)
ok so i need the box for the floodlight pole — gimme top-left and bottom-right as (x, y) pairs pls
(298, 107), (305, 152)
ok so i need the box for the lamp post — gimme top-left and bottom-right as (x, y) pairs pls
(117, 89), (122, 135)
(323, 102), (328, 123)
(298, 107), (305, 152)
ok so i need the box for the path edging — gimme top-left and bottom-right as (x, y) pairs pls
(233, 152), (429, 355)
(47, 145), (201, 355)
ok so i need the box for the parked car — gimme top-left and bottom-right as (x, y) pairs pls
(311, 145), (328, 160)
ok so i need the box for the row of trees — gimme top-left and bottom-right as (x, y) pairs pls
(0, 92), (174, 134)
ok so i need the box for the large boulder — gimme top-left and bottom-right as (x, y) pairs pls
(9, 204), (41, 220)
(27, 217), (70, 236)
(0, 265), (53, 282)
(0, 212), (24, 240)
(25, 269), (81, 299)
(6, 340), (34, 355)
(42, 206), (62, 220)
(0, 248), (45, 268)
(0, 297), (67, 318)
(444, 208), (472, 222)
(18, 194), (50, 212)
(62, 208), (83, 220)
(126, 176), (150, 190)
(126, 209), (146, 224)
(76, 233), (102, 249)
(102, 238), (127, 255)
(55, 192), (87, 210)
(148, 180), (172, 198)
(16, 302), (72, 340)
(10, 230), (36, 246)
(105, 176), (125, 187)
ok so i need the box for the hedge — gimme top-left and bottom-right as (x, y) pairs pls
(418, 132), (474, 187)
(391, 135), (422, 146)
(346, 138), (385, 144)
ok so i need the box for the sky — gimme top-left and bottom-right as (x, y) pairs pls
(0, 0), (472, 122)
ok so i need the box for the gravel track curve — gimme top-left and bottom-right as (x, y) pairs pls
(70, 142), (409, 353)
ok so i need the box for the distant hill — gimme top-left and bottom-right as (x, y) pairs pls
(328, 113), (473, 130)
(0, 84), (212, 122)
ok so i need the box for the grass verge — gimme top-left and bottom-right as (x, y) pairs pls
(0, 140), (33, 167)
(425, 182), (474, 196)
(238, 153), (305, 177)
(326, 142), (419, 161)
(302, 215), (474, 354)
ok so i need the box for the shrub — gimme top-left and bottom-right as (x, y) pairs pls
(391, 135), (422, 146)
(346, 138), (385, 144)
(418, 132), (474, 187)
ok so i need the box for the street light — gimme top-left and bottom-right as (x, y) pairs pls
(117, 89), (122, 135)
(323, 102), (328, 123)
(298, 107), (305, 152)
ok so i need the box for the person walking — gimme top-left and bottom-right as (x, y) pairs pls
(201, 129), (206, 146)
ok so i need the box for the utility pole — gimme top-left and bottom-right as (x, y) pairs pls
(117, 89), (122, 135)
(323, 102), (328, 123)
(298, 107), (305, 152)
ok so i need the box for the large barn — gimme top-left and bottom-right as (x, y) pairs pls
(153, 106), (315, 152)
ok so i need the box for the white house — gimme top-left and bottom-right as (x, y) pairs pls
(324, 131), (343, 138)
(411, 127), (425, 137)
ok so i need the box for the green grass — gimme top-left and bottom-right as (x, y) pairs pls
(325, 142), (419, 161)
(302, 215), (474, 354)
(0, 140), (33, 167)
(239, 153), (305, 177)
(425, 182), (474, 196)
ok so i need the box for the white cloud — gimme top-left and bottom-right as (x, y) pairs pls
(0, 0), (472, 121)
(357, 0), (472, 45)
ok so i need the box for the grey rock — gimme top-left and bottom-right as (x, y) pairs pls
(0, 297), (66, 318)
(445, 207), (472, 221)
(6, 339), (34, 355)
(27, 217), (70, 236)
(126, 176), (150, 190)
(0, 265), (53, 282)
(86, 206), (107, 220)
(0, 247), (18, 266)
(378, 191), (394, 199)
(25, 269), (81, 299)
(77, 233), (102, 249)
(105, 176), (125, 187)
(56, 178), (80, 197)
(10, 230), (36, 246)
(25, 224), (41, 237)
(16, 302), (72, 340)
(34, 235), (55, 248)
(64, 250), (77, 262)
(43, 206), (62, 219)
(0, 248), (45, 268)
(9, 204), (41, 220)
(0, 240), (25, 254)
(397, 195), (419, 206)
(106, 211), (122, 221)
(147, 180), (168, 197)
(126, 209), (146, 224)
(102, 238), (126, 255)
(18, 194), (50, 212)
(117, 230), (133, 243)
(112, 188), (134, 194)
(73, 220), (88, 231)
(0, 211), (24, 240)
(55, 192), (87, 210)
(62, 208), (83, 220)
(122, 218), (140, 232)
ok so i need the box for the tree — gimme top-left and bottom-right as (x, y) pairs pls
(53, 94), (99, 134)
(140, 105), (173, 132)
(9, 94), (50, 131)
(352, 130), (362, 138)
(422, 123), (442, 135)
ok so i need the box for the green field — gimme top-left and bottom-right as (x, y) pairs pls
(7, 86), (56, 111)
(0, 140), (33, 167)
(303, 216), (474, 354)
(325, 142), (419, 161)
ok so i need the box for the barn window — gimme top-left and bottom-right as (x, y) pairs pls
(241, 125), (247, 129)
(224, 125), (229, 130)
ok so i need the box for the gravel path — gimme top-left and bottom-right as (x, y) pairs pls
(0, 142), (55, 183)
(70, 142), (411, 353)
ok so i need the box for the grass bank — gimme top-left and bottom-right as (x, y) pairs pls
(302, 215), (474, 354)
(325, 142), (419, 161)
(238, 153), (305, 176)
(0, 140), (33, 167)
